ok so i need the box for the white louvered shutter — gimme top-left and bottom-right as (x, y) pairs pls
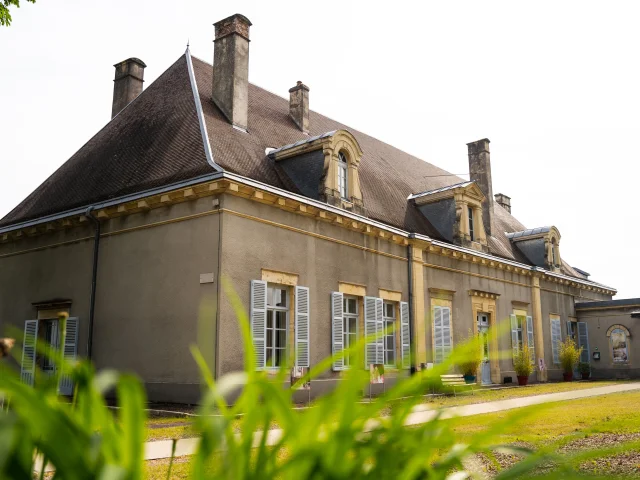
(364, 296), (378, 367)
(375, 298), (384, 364)
(510, 314), (519, 359)
(58, 317), (79, 396)
(526, 316), (535, 364)
(250, 280), (267, 369)
(331, 292), (344, 370)
(295, 286), (310, 367)
(20, 320), (39, 386)
(551, 318), (561, 364)
(441, 307), (452, 362)
(577, 321), (590, 364)
(433, 306), (443, 364)
(400, 301), (410, 368)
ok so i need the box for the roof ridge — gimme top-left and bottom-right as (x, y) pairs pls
(186, 49), (222, 172)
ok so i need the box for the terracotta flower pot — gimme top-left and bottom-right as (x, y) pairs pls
(563, 372), (573, 382)
(517, 375), (529, 386)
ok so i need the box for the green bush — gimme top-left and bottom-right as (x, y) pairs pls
(456, 329), (483, 377)
(513, 344), (534, 377)
(559, 338), (582, 374)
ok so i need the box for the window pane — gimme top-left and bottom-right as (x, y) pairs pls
(267, 327), (273, 348)
(348, 317), (357, 334)
(267, 311), (273, 329)
(267, 286), (274, 306)
(274, 288), (287, 307)
(347, 298), (357, 314)
(275, 348), (285, 367)
(266, 348), (273, 367)
(275, 311), (287, 329)
(386, 335), (394, 350)
(277, 328), (287, 349)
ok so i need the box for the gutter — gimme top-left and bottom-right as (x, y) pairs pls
(407, 233), (416, 375)
(85, 207), (101, 360)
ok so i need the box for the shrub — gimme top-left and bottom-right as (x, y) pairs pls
(513, 344), (534, 377)
(457, 329), (483, 377)
(579, 361), (591, 375)
(559, 338), (582, 374)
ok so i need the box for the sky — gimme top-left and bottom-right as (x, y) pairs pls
(0, 1), (637, 297)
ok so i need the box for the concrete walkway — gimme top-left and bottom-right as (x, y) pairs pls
(144, 382), (640, 461)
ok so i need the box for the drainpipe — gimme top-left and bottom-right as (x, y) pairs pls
(407, 233), (416, 375)
(85, 207), (101, 360)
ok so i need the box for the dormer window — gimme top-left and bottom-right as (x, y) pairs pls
(267, 129), (365, 215)
(506, 226), (562, 272)
(338, 152), (348, 199)
(409, 181), (489, 253)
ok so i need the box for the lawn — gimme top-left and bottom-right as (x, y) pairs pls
(447, 390), (640, 477)
(144, 382), (638, 478)
(144, 381), (623, 441)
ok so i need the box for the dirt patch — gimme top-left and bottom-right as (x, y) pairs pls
(474, 442), (534, 477)
(559, 433), (640, 454)
(578, 451), (640, 477)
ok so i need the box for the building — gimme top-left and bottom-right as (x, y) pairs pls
(0, 14), (629, 402)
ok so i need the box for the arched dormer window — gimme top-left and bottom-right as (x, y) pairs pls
(338, 151), (348, 199)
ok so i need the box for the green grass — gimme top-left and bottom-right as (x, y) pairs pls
(144, 381), (623, 442)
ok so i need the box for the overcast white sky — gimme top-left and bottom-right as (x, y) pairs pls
(1, 1), (637, 297)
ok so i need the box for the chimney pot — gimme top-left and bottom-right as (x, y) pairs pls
(111, 57), (146, 119)
(212, 14), (252, 131)
(494, 193), (511, 213)
(289, 81), (310, 133)
(467, 138), (494, 236)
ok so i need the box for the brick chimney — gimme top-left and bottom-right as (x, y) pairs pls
(467, 138), (494, 236)
(289, 81), (309, 133)
(212, 14), (252, 131)
(112, 58), (146, 119)
(494, 193), (511, 213)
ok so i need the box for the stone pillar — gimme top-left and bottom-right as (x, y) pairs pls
(411, 245), (427, 368)
(289, 81), (309, 133)
(532, 276), (547, 381)
(111, 58), (146, 119)
(467, 138), (494, 236)
(212, 14), (252, 131)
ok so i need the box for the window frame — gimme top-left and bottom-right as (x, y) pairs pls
(383, 301), (396, 367)
(468, 206), (475, 241)
(265, 284), (289, 368)
(342, 295), (359, 368)
(337, 151), (349, 200)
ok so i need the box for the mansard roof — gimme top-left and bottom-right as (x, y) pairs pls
(0, 52), (594, 282)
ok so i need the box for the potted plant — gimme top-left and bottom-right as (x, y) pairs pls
(458, 330), (483, 384)
(579, 362), (591, 380)
(513, 344), (534, 386)
(558, 338), (582, 381)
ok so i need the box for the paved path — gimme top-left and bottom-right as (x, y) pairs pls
(145, 382), (640, 461)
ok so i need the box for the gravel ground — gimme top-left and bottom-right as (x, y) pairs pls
(474, 442), (535, 477)
(558, 432), (640, 454)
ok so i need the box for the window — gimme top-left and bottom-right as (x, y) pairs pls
(383, 302), (396, 366)
(468, 206), (474, 241)
(343, 295), (358, 367)
(41, 319), (58, 372)
(610, 327), (629, 364)
(551, 239), (557, 266)
(338, 152), (348, 199)
(433, 305), (452, 364)
(510, 314), (524, 357)
(266, 285), (288, 367)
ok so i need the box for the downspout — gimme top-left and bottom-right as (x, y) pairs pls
(407, 233), (416, 375)
(85, 207), (101, 360)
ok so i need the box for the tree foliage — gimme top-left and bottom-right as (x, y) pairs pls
(0, 0), (35, 27)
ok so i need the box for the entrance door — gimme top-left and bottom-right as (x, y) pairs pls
(478, 313), (491, 385)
